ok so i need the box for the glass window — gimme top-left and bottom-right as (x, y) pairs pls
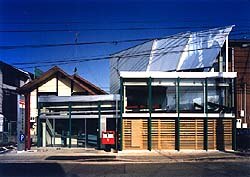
(125, 86), (148, 113)
(207, 78), (232, 113)
(152, 86), (176, 113)
(179, 79), (204, 113)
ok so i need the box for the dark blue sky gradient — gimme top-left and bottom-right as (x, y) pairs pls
(0, 0), (250, 91)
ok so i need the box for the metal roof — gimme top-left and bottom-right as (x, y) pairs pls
(110, 26), (234, 93)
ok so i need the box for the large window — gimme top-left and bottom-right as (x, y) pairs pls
(207, 78), (233, 113)
(125, 86), (148, 112)
(179, 79), (204, 113)
(152, 79), (176, 112)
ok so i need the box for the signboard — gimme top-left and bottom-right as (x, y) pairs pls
(17, 95), (26, 151)
(19, 99), (25, 108)
(0, 114), (3, 132)
(101, 131), (115, 145)
(19, 133), (25, 143)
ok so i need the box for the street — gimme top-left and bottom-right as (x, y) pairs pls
(0, 161), (249, 177)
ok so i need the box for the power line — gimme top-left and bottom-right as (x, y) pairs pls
(0, 26), (217, 33)
(16, 45), (222, 69)
(12, 29), (234, 68)
(12, 33), (228, 66)
(0, 28), (240, 50)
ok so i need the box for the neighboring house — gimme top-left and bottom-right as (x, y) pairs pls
(18, 66), (115, 150)
(110, 26), (237, 151)
(229, 40), (250, 129)
(0, 61), (32, 143)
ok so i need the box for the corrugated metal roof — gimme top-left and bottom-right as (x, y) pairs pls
(109, 26), (234, 93)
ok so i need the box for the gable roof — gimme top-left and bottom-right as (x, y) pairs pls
(18, 66), (106, 95)
(72, 74), (106, 95)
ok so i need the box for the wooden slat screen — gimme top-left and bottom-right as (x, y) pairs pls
(208, 119), (217, 149)
(208, 119), (232, 150)
(223, 119), (232, 150)
(152, 119), (175, 150)
(180, 119), (204, 150)
(123, 119), (148, 150)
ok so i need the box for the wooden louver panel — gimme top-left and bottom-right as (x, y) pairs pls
(152, 119), (175, 150)
(123, 119), (148, 150)
(180, 119), (204, 150)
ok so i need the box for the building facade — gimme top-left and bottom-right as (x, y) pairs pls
(229, 40), (250, 128)
(0, 61), (32, 144)
(119, 72), (236, 150)
(18, 66), (110, 150)
(110, 26), (237, 151)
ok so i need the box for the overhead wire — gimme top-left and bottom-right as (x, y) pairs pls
(13, 31), (231, 68)
(0, 26), (246, 50)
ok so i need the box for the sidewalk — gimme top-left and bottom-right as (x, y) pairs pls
(1, 147), (249, 163)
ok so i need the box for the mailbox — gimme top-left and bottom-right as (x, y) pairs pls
(101, 131), (115, 145)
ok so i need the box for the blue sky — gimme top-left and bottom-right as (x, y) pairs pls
(0, 0), (250, 92)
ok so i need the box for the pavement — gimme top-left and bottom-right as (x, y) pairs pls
(0, 147), (250, 164)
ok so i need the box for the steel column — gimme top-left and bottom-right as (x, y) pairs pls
(232, 78), (237, 150)
(204, 78), (208, 151)
(148, 77), (152, 151)
(176, 77), (180, 151)
(68, 102), (72, 148)
(97, 101), (101, 149)
(37, 102), (41, 147)
(119, 77), (123, 151)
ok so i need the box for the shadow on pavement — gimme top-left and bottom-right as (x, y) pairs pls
(0, 163), (70, 177)
(45, 155), (117, 162)
(222, 150), (250, 157)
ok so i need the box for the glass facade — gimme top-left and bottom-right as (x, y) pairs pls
(124, 77), (234, 114)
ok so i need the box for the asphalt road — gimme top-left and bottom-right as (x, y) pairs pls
(0, 161), (249, 177)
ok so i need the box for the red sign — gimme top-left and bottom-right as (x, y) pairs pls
(101, 131), (115, 145)
(19, 99), (25, 105)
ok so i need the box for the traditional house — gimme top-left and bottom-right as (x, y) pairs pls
(18, 66), (117, 150)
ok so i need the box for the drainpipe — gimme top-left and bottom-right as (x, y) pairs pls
(226, 36), (229, 72)
(232, 48), (235, 72)
(219, 55), (223, 72)
(244, 83), (247, 124)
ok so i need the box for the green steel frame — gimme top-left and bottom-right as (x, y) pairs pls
(119, 78), (123, 151)
(232, 78), (237, 150)
(204, 78), (208, 151)
(68, 102), (72, 148)
(37, 102), (41, 147)
(97, 101), (101, 149)
(176, 77), (180, 151)
(148, 77), (152, 151)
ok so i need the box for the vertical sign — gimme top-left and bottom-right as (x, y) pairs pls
(17, 95), (26, 151)
(0, 114), (3, 132)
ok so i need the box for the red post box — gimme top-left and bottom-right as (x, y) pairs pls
(101, 131), (115, 145)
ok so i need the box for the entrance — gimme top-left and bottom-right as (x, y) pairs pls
(41, 118), (98, 148)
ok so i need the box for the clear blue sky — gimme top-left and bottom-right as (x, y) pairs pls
(0, 0), (250, 92)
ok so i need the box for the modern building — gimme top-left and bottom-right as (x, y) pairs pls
(110, 26), (237, 150)
(0, 61), (32, 144)
(18, 66), (120, 150)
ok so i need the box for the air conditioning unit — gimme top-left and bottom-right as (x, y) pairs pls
(242, 123), (248, 128)
(236, 119), (242, 129)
